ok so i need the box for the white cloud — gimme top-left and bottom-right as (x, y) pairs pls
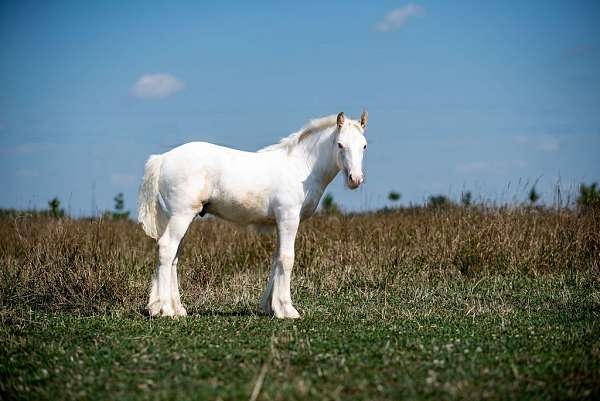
(111, 173), (136, 186)
(130, 73), (184, 99)
(375, 4), (424, 32)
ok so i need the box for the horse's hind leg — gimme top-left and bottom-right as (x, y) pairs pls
(148, 212), (195, 317)
(170, 242), (186, 316)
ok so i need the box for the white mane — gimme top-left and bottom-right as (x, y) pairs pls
(258, 114), (338, 153)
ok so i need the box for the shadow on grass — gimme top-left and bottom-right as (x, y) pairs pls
(136, 305), (260, 318)
(189, 308), (259, 317)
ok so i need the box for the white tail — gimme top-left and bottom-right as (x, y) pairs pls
(138, 154), (167, 239)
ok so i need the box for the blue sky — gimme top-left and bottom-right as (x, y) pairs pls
(1, 1), (599, 215)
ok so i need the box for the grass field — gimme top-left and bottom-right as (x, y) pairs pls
(1, 207), (599, 400)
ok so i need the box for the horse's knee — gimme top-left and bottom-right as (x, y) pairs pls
(278, 252), (295, 271)
(158, 244), (178, 266)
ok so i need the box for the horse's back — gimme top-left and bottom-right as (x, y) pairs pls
(157, 141), (289, 224)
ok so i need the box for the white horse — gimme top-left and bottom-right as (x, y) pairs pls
(138, 111), (368, 319)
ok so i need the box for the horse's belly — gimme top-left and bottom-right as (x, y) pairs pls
(206, 192), (274, 225)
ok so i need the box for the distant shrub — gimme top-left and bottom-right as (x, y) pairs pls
(48, 197), (65, 218)
(427, 194), (453, 209)
(460, 191), (472, 207)
(388, 191), (401, 202)
(0, 198), (66, 218)
(0, 208), (30, 218)
(528, 186), (540, 206)
(577, 182), (600, 211)
(103, 192), (131, 220)
(321, 193), (341, 215)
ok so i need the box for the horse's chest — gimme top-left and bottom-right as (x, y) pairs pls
(300, 191), (322, 220)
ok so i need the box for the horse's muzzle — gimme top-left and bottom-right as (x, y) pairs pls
(347, 172), (364, 189)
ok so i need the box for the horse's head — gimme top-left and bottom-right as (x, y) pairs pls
(334, 111), (368, 189)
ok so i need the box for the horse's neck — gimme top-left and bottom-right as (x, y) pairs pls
(289, 128), (339, 191)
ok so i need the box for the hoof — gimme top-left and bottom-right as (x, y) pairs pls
(263, 300), (300, 319)
(174, 305), (187, 317)
(148, 301), (175, 318)
(283, 304), (300, 319)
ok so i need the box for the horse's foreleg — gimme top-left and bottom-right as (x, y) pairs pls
(259, 215), (300, 319)
(148, 213), (194, 318)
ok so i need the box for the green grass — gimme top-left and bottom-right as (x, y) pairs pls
(1, 209), (599, 400)
(2, 277), (599, 400)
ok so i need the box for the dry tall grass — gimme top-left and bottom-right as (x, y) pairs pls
(1, 207), (598, 316)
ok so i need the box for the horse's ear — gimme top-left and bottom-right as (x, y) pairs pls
(360, 111), (368, 129)
(336, 112), (345, 129)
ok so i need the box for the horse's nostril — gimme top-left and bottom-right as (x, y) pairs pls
(349, 173), (353, 181)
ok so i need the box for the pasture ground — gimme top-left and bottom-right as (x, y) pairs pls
(1, 208), (599, 400)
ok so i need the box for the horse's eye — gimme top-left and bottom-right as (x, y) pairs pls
(337, 142), (343, 149)
(363, 145), (367, 150)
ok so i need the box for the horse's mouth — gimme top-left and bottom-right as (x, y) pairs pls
(347, 181), (360, 190)
(344, 169), (361, 190)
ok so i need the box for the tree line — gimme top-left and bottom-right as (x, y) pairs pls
(0, 192), (131, 220)
(321, 182), (600, 214)
(1, 182), (598, 219)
